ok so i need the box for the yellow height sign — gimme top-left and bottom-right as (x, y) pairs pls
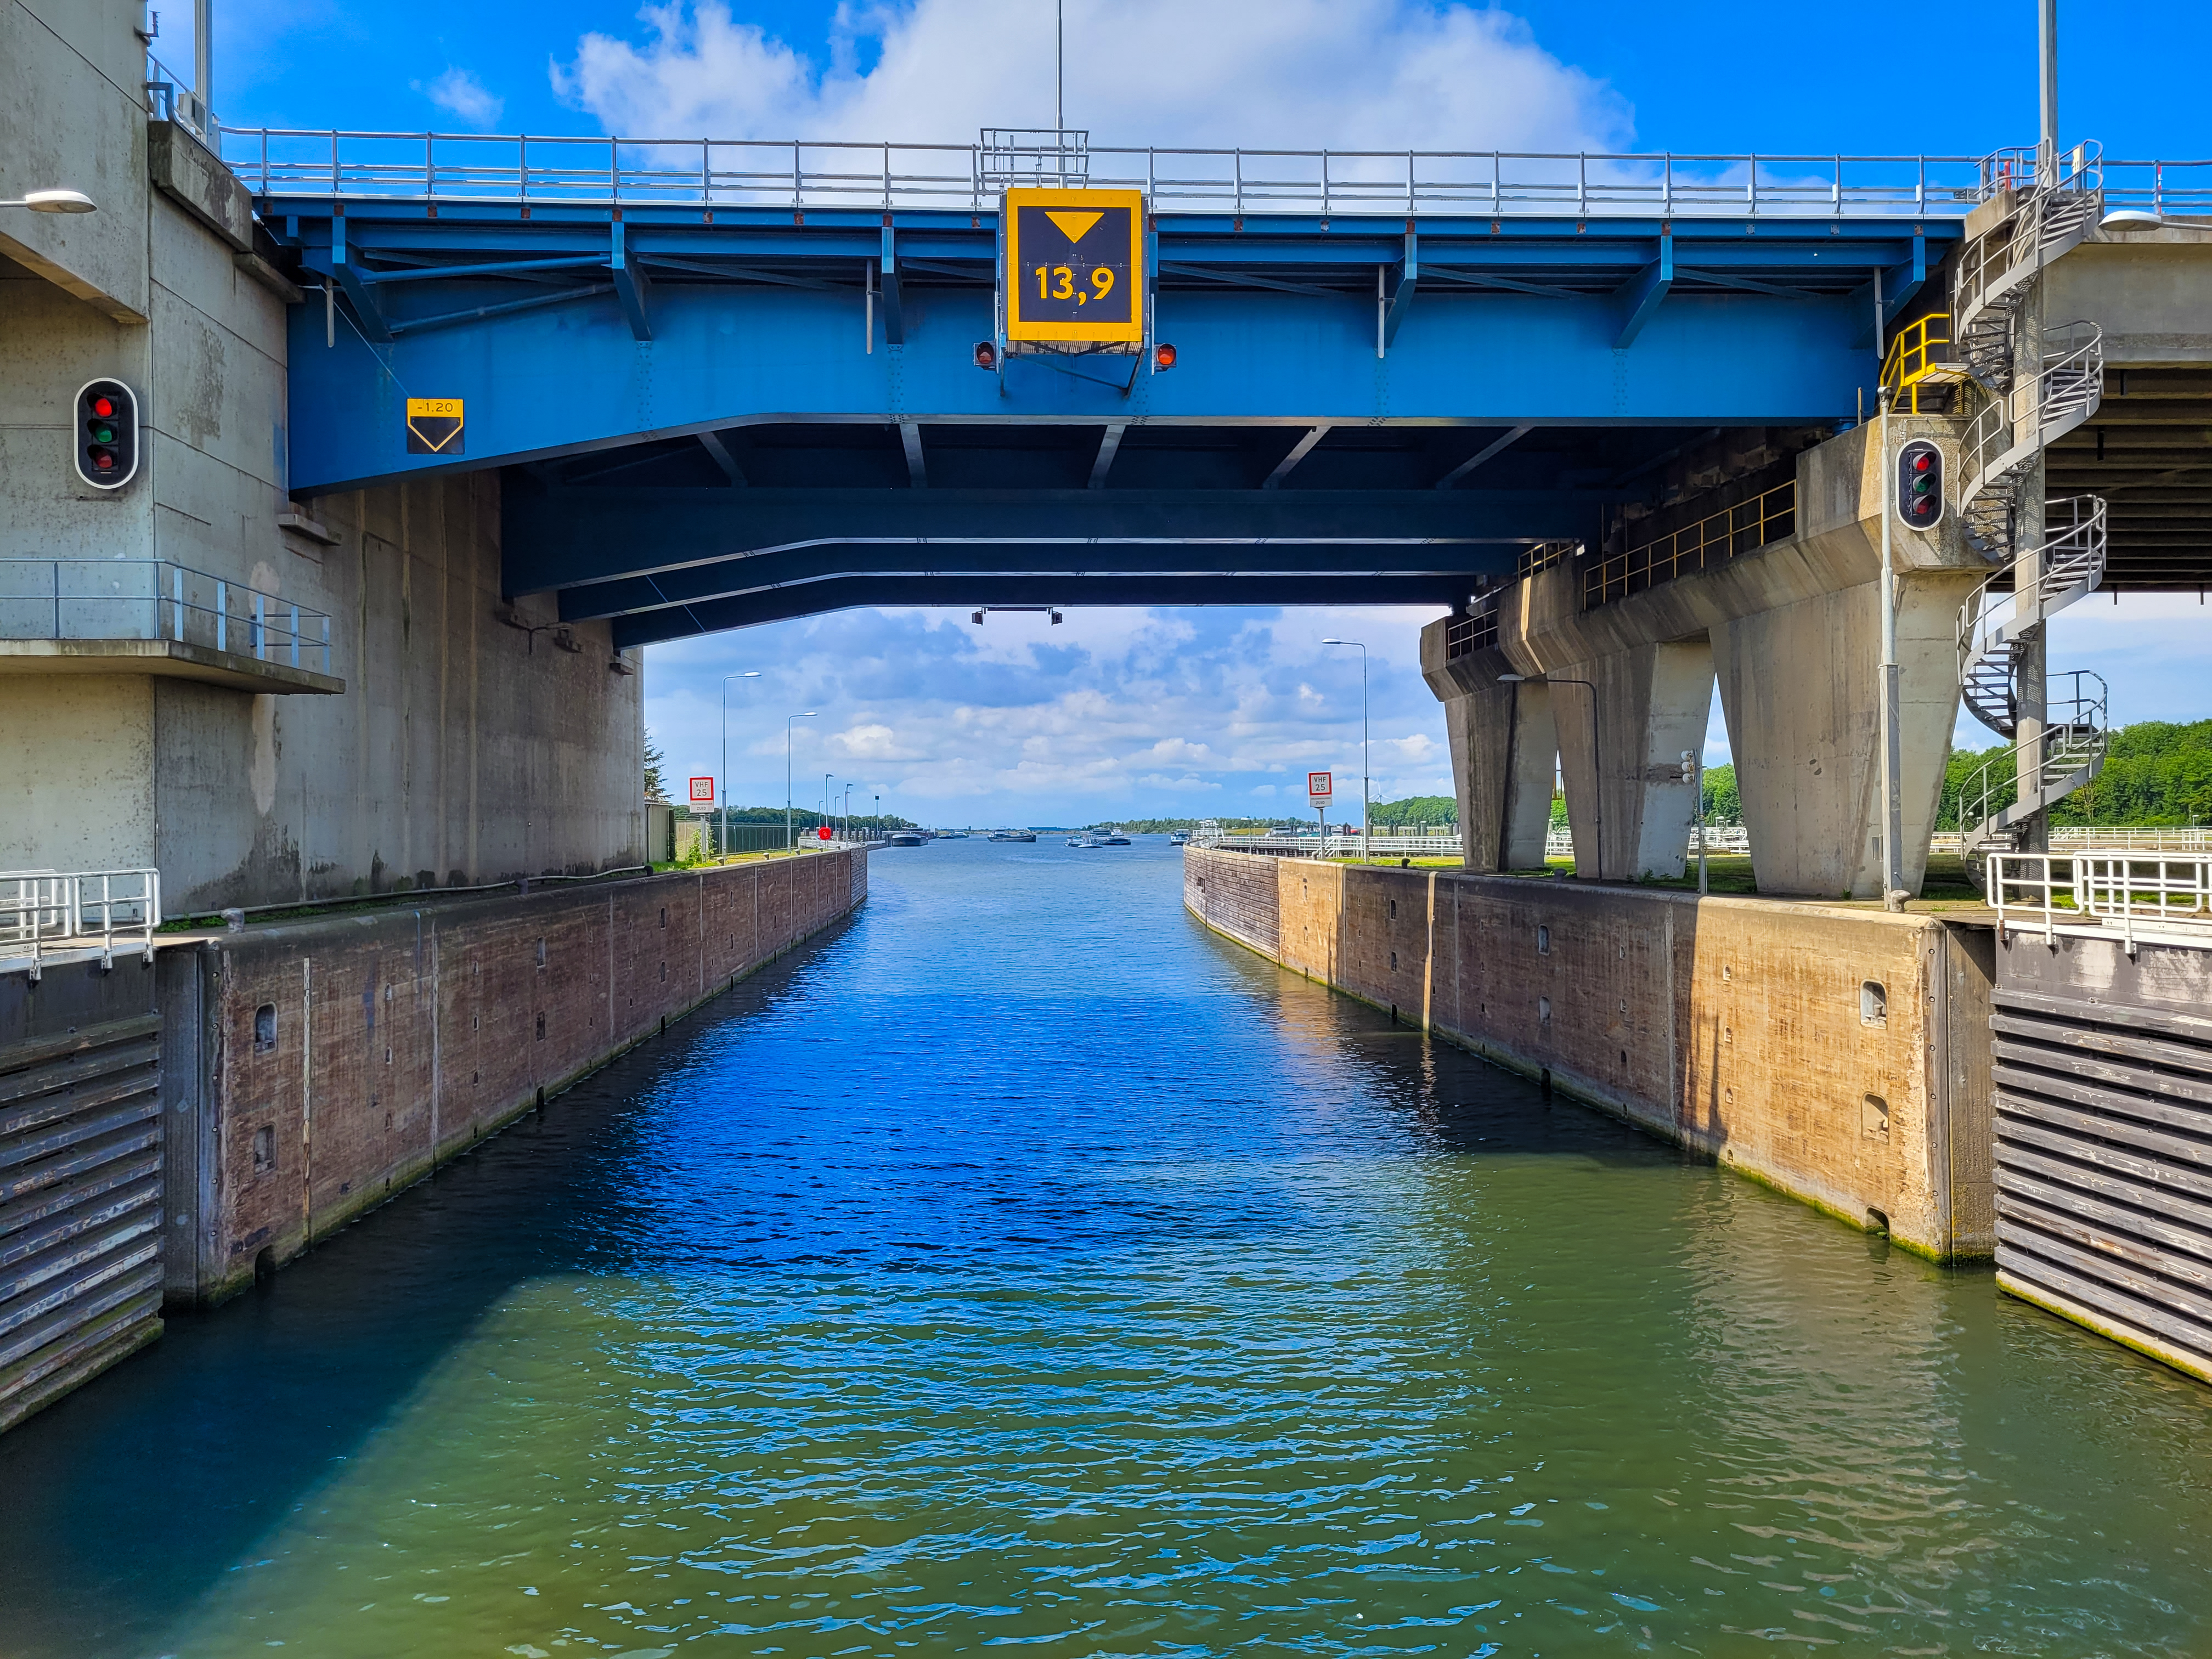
(405, 397), (465, 455)
(1003, 188), (1144, 345)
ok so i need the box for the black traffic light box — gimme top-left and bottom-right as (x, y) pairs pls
(1897, 438), (1942, 530)
(75, 379), (139, 489)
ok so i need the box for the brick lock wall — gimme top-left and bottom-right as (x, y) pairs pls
(174, 851), (865, 1302)
(1182, 847), (1993, 1260)
(1182, 847), (1282, 957)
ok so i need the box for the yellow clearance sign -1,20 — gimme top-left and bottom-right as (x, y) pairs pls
(1003, 188), (1145, 345)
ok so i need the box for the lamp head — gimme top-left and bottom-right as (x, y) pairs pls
(1498, 673), (1527, 684)
(22, 189), (95, 214)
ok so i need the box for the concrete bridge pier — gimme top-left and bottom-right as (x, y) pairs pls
(1426, 418), (1986, 896)
(1446, 676), (1556, 872)
(1549, 638), (1716, 882)
(1709, 567), (1977, 898)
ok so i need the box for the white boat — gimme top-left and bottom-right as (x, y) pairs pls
(885, 831), (928, 847)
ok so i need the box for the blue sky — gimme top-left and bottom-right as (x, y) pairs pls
(189, 1), (2212, 822)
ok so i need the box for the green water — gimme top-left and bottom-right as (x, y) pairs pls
(3, 840), (2210, 1657)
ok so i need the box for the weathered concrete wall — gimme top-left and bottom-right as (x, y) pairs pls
(2048, 229), (2212, 364)
(156, 849), (867, 1307)
(0, 7), (646, 908)
(0, 1), (151, 321)
(1184, 846), (1996, 1259)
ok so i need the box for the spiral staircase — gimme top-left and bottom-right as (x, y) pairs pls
(1940, 148), (2113, 859)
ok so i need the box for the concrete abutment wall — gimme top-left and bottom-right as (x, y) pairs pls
(1186, 846), (1995, 1260)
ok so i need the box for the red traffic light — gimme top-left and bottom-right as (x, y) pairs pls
(817, 825), (833, 840)
(1912, 453), (1933, 472)
(88, 448), (117, 471)
(973, 340), (997, 370)
(88, 394), (116, 419)
(1153, 342), (1177, 370)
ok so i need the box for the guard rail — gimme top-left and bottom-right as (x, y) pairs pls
(0, 558), (332, 674)
(1, 868), (161, 980)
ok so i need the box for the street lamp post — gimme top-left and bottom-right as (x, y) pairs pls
(719, 671), (763, 860)
(0, 190), (97, 213)
(1500, 673), (1600, 879)
(822, 773), (834, 844)
(786, 713), (817, 855)
(843, 783), (856, 841)
(1321, 639), (1370, 859)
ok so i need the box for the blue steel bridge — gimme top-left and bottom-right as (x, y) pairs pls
(232, 133), (2155, 647)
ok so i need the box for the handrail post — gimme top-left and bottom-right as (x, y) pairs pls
(253, 590), (266, 658)
(322, 613), (331, 673)
(291, 603), (301, 667)
(171, 563), (183, 641)
(216, 580), (227, 654)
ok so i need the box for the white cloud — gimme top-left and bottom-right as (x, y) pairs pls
(644, 603), (1451, 822)
(418, 66), (505, 129)
(555, 0), (1630, 152)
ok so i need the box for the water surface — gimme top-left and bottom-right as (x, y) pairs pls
(4, 839), (2210, 1657)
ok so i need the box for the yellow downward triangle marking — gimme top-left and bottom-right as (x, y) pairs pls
(1044, 209), (1104, 244)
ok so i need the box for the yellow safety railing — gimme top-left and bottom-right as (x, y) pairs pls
(1585, 480), (1796, 608)
(1881, 313), (1961, 413)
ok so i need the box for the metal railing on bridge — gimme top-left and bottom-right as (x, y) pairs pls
(1585, 481), (1797, 608)
(0, 558), (332, 674)
(212, 130), (2210, 221)
(2, 869), (162, 981)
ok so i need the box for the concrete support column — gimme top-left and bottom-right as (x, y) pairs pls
(1443, 673), (1557, 872)
(1713, 574), (1977, 897)
(1551, 639), (1713, 881)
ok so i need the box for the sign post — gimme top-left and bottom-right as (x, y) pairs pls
(687, 777), (715, 859)
(1308, 770), (1334, 854)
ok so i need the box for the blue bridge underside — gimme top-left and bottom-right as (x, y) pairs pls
(262, 199), (1945, 639)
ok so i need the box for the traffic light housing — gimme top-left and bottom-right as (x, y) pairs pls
(74, 379), (139, 490)
(1896, 438), (1942, 530)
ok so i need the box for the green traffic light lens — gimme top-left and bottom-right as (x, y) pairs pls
(88, 421), (115, 444)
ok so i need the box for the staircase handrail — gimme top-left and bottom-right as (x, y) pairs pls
(1975, 140), (2103, 199)
(1953, 179), (2103, 391)
(1956, 495), (2108, 676)
(1959, 669), (2109, 851)
(1961, 321), (2103, 510)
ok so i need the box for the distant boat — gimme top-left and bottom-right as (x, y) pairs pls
(885, 831), (928, 847)
(1169, 831), (1189, 845)
(986, 829), (1037, 843)
(1094, 829), (1131, 846)
(936, 830), (968, 840)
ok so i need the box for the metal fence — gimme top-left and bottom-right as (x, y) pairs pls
(0, 558), (333, 674)
(1990, 851), (2212, 953)
(1, 868), (162, 979)
(211, 130), (2211, 219)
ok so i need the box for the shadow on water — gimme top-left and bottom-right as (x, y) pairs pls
(1196, 910), (1686, 1171)
(0, 914), (856, 1658)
